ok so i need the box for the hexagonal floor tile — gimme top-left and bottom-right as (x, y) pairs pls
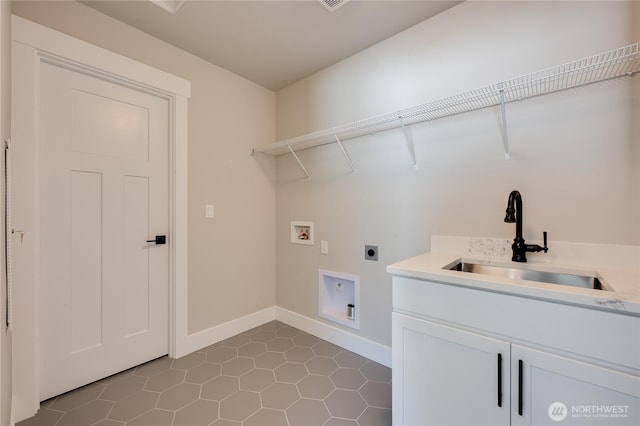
(56, 400), (113, 426)
(201, 376), (239, 401)
(171, 351), (206, 370)
(286, 398), (330, 426)
(359, 381), (392, 408)
(306, 356), (339, 375)
(297, 375), (335, 399)
(107, 390), (158, 422)
(100, 375), (147, 401)
(360, 361), (392, 383)
(334, 351), (368, 368)
(293, 333), (320, 347)
(249, 330), (276, 342)
(330, 368), (366, 390)
(275, 326), (301, 338)
(127, 409), (173, 426)
(156, 383), (200, 411)
(254, 351), (286, 369)
(243, 408), (287, 426)
(222, 333), (251, 348)
(285, 346), (315, 363)
(324, 389), (367, 419)
(312, 341), (343, 357)
(207, 347), (238, 364)
(357, 406), (392, 426)
(239, 369), (275, 392)
(219, 391), (261, 421)
(185, 362), (221, 384)
(143, 369), (185, 392)
(274, 362), (309, 383)
(173, 399), (220, 426)
(260, 382), (300, 410)
(266, 338), (294, 352)
(222, 357), (254, 376)
(237, 342), (267, 358)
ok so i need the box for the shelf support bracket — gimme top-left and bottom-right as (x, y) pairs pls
(398, 115), (418, 170)
(334, 134), (355, 173)
(287, 142), (311, 180)
(498, 82), (511, 160)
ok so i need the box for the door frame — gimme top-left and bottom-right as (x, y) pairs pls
(11, 15), (190, 421)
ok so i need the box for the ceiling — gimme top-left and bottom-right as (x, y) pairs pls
(80, 0), (461, 91)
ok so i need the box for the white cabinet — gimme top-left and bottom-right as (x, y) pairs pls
(392, 276), (640, 426)
(393, 313), (510, 426)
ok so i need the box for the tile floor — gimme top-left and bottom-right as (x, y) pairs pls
(18, 321), (392, 426)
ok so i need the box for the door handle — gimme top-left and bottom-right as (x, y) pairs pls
(146, 235), (166, 245)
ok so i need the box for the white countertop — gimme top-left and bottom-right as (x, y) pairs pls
(387, 236), (640, 316)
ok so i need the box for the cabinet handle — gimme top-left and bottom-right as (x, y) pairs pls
(497, 353), (502, 407)
(518, 359), (524, 416)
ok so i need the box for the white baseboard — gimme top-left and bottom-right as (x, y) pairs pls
(276, 307), (392, 368)
(177, 307), (276, 357)
(177, 305), (391, 368)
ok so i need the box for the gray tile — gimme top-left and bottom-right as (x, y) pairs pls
(207, 347), (238, 364)
(244, 408), (288, 426)
(359, 381), (392, 408)
(274, 362), (308, 383)
(285, 346), (315, 363)
(221, 357), (254, 376)
(100, 375), (147, 401)
(254, 352), (286, 369)
(56, 399), (113, 426)
(156, 383), (200, 410)
(286, 398), (330, 426)
(173, 399), (220, 426)
(305, 356), (339, 375)
(259, 321), (284, 331)
(219, 391), (261, 421)
(144, 369), (185, 392)
(334, 351), (368, 369)
(325, 390), (367, 419)
(49, 383), (105, 411)
(266, 338), (294, 352)
(201, 376), (239, 401)
(357, 407), (392, 426)
(237, 342), (267, 358)
(127, 409), (174, 426)
(16, 408), (64, 426)
(325, 418), (358, 426)
(171, 351), (206, 370)
(249, 330), (277, 342)
(92, 420), (124, 426)
(184, 362), (221, 384)
(239, 369), (275, 392)
(330, 368), (366, 390)
(134, 357), (172, 377)
(107, 390), (158, 422)
(275, 326), (302, 338)
(222, 334), (251, 348)
(293, 333), (320, 347)
(297, 375), (335, 399)
(360, 361), (392, 383)
(260, 382), (300, 410)
(312, 341), (343, 357)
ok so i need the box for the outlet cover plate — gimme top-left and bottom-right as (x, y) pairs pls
(365, 245), (378, 261)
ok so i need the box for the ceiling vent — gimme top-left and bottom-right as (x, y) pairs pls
(149, 0), (185, 15)
(318, 0), (351, 12)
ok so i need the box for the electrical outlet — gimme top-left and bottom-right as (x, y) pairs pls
(365, 245), (378, 261)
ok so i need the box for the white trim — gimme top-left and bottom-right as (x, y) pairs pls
(11, 16), (190, 421)
(275, 307), (392, 368)
(177, 307), (277, 357)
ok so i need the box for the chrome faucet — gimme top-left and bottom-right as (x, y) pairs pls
(504, 190), (548, 262)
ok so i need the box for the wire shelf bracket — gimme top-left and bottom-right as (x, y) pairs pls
(251, 42), (640, 176)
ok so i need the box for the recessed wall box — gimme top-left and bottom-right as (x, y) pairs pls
(318, 269), (360, 330)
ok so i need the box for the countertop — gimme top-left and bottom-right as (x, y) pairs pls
(387, 236), (640, 316)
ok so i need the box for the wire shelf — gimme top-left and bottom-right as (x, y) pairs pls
(252, 42), (640, 165)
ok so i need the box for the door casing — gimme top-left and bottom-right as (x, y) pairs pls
(11, 15), (190, 422)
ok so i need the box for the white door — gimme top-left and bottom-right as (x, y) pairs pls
(392, 313), (511, 426)
(39, 60), (169, 400)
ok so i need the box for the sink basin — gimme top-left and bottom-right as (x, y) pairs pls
(444, 260), (611, 291)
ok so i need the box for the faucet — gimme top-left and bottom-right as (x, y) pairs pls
(504, 190), (548, 262)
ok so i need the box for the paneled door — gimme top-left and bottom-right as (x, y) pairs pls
(39, 60), (169, 400)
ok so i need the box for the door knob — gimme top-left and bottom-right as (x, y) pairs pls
(146, 235), (166, 245)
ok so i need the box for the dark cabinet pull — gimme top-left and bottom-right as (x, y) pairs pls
(497, 353), (502, 407)
(518, 359), (524, 416)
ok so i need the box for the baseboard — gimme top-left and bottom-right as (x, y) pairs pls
(177, 305), (392, 368)
(177, 307), (276, 357)
(275, 307), (392, 368)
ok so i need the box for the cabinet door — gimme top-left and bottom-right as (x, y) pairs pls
(512, 344), (640, 426)
(392, 313), (510, 426)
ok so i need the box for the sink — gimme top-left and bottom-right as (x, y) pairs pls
(444, 259), (611, 291)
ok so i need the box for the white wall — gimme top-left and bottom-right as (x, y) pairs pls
(275, 1), (640, 347)
(11, 1), (277, 337)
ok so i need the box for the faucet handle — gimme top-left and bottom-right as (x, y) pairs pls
(542, 231), (549, 253)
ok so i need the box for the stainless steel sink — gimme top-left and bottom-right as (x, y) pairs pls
(444, 260), (611, 291)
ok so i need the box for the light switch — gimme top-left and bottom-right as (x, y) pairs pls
(205, 204), (214, 218)
(321, 240), (328, 255)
